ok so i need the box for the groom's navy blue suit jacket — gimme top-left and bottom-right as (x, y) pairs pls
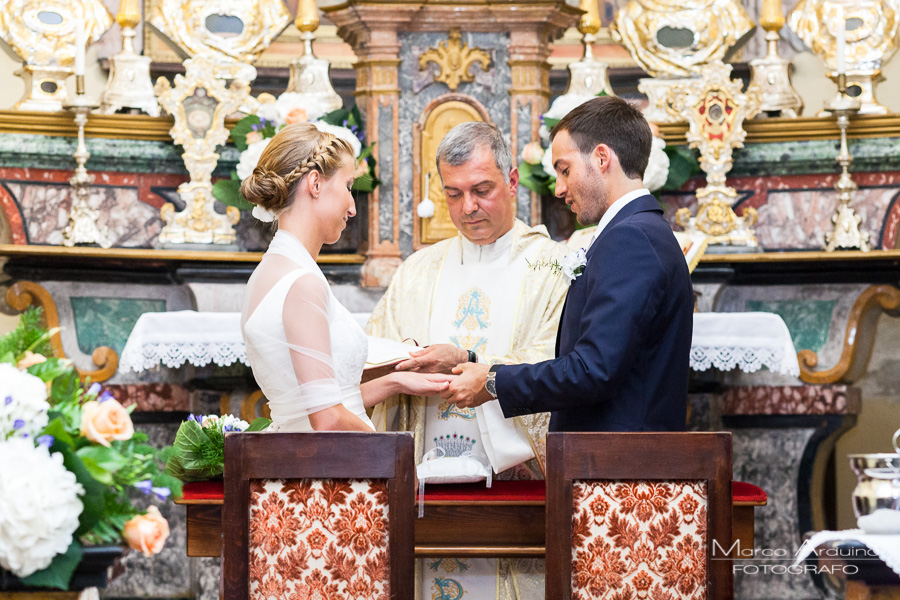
(495, 194), (693, 432)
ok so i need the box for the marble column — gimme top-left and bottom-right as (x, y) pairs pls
(325, 1), (579, 287)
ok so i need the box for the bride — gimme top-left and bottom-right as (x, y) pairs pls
(241, 122), (453, 431)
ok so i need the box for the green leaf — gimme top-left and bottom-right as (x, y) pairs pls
(661, 146), (700, 191)
(26, 357), (72, 383)
(230, 115), (260, 151)
(518, 161), (554, 196)
(320, 107), (351, 127)
(19, 540), (83, 590)
(42, 417), (75, 448)
(77, 446), (129, 484)
(50, 369), (81, 407)
(246, 418), (272, 432)
(543, 117), (560, 131)
(212, 179), (254, 211)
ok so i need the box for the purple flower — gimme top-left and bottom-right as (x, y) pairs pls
(37, 434), (54, 448)
(134, 480), (153, 495)
(4, 396), (12, 406)
(99, 390), (114, 403)
(88, 382), (101, 396)
(13, 419), (24, 430)
(152, 487), (171, 501)
(187, 414), (200, 423)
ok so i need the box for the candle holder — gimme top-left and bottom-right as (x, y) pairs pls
(748, 0), (803, 117)
(99, 0), (160, 116)
(62, 75), (113, 249)
(823, 73), (870, 252)
(282, 0), (343, 114)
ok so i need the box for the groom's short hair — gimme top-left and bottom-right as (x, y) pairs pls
(550, 96), (652, 181)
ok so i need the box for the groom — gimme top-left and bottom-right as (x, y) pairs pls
(443, 96), (694, 432)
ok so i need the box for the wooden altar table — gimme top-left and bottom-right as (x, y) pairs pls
(175, 479), (767, 558)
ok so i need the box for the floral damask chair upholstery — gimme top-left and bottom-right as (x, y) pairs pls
(223, 432), (415, 600)
(546, 432), (733, 600)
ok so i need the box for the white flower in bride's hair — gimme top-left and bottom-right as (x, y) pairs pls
(643, 136), (670, 192)
(252, 205), (276, 222)
(0, 438), (84, 577)
(313, 122), (362, 158)
(236, 138), (272, 181)
(255, 101), (281, 126)
(560, 248), (587, 283)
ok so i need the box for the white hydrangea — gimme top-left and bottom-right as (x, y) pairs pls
(544, 94), (595, 121)
(275, 93), (332, 125)
(0, 363), (50, 441)
(542, 146), (557, 179)
(255, 101), (281, 125)
(643, 136), (670, 192)
(236, 138), (273, 181)
(314, 121), (362, 158)
(0, 438), (84, 577)
(220, 414), (250, 432)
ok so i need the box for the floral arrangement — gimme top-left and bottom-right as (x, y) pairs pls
(165, 413), (270, 483)
(213, 96), (379, 213)
(517, 93), (699, 199)
(0, 308), (180, 589)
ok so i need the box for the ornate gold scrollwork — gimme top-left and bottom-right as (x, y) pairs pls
(419, 28), (491, 91)
(798, 284), (900, 384)
(5, 281), (119, 383)
(669, 62), (761, 247)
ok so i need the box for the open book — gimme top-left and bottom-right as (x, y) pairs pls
(673, 231), (709, 274)
(363, 336), (419, 381)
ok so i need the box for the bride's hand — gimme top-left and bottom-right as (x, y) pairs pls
(391, 372), (456, 396)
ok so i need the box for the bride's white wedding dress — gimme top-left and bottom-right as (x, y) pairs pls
(241, 230), (374, 431)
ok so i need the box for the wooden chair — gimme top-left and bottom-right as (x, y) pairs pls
(223, 432), (415, 600)
(546, 432), (733, 600)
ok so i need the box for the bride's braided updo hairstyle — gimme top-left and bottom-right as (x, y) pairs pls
(240, 122), (355, 216)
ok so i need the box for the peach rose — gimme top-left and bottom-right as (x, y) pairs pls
(521, 141), (544, 165)
(17, 351), (47, 370)
(285, 107), (308, 124)
(244, 131), (263, 145)
(353, 159), (369, 179)
(80, 399), (134, 447)
(123, 506), (170, 557)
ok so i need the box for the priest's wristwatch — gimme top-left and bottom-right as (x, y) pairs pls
(485, 365), (501, 399)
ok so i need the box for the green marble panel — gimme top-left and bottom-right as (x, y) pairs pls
(0, 133), (238, 175)
(745, 299), (836, 353)
(70, 297), (166, 356)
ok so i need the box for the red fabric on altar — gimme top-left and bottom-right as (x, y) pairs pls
(183, 479), (767, 504)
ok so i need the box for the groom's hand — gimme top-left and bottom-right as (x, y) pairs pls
(441, 362), (493, 409)
(395, 344), (468, 374)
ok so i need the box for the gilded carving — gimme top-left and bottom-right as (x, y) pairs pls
(0, 0), (113, 111)
(788, 0), (900, 114)
(149, 0), (290, 65)
(418, 101), (486, 245)
(611, 0), (755, 78)
(154, 56), (251, 245)
(419, 28), (492, 91)
(669, 62), (761, 246)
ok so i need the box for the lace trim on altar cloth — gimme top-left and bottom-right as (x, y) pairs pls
(690, 345), (799, 376)
(120, 342), (249, 372)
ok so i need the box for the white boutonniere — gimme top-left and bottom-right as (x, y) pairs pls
(528, 248), (587, 284)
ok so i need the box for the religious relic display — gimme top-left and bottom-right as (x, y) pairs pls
(2, 0), (900, 598)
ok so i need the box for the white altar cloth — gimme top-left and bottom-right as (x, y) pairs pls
(794, 529), (900, 576)
(120, 310), (800, 376)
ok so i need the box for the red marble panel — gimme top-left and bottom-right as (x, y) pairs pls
(722, 385), (860, 416)
(106, 383), (191, 412)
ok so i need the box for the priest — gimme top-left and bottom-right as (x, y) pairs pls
(366, 121), (568, 598)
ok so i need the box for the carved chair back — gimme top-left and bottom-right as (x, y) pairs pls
(223, 432), (415, 600)
(546, 432), (733, 599)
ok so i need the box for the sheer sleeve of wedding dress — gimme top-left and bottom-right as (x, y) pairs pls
(241, 230), (372, 432)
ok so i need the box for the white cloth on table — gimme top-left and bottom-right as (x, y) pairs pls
(793, 529), (900, 576)
(121, 311), (801, 377)
(119, 311), (247, 372)
(691, 312), (800, 376)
